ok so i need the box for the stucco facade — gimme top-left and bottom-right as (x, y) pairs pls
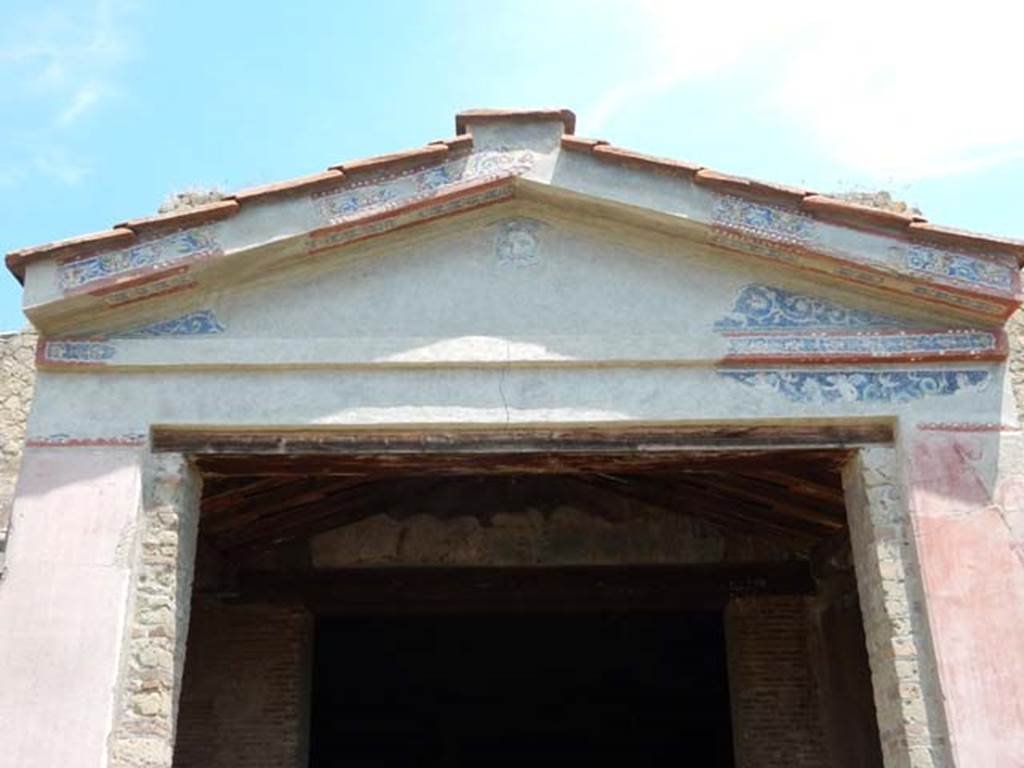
(1, 108), (1023, 767)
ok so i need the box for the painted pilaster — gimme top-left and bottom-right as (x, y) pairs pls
(905, 426), (1024, 766)
(0, 446), (144, 768)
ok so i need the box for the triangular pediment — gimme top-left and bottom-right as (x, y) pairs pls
(35, 202), (1004, 371)
(10, 107), (1019, 363)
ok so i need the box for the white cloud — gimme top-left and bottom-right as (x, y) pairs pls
(0, 0), (140, 185)
(57, 82), (103, 126)
(584, 0), (1024, 181)
(33, 148), (92, 186)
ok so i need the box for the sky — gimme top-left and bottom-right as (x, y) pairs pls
(1, 0), (1022, 330)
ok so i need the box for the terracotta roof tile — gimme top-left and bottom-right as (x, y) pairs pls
(694, 169), (810, 207)
(456, 108), (576, 136)
(331, 144), (448, 176)
(560, 135), (609, 152)
(908, 221), (1024, 259)
(591, 144), (702, 177)
(8, 107), (1024, 284)
(801, 194), (921, 232)
(428, 135), (474, 152)
(231, 170), (346, 203)
(6, 227), (136, 281)
(116, 199), (240, 234)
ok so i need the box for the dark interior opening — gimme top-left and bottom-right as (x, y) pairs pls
(310, 611), (734, 767)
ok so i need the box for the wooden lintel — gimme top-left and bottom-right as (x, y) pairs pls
(155, 422), (893, 459)
(214, 563), (815, 614)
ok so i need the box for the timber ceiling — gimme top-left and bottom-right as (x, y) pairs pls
(197, 451), (848, 556)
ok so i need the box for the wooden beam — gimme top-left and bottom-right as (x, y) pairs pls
(213, 563), (815, 613)
(588, 474), (825, 545)
(156, 423), (892, 464)
(679, 473), (846, 530)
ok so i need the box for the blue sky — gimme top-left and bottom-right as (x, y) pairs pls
(1, 0), (1021, 330)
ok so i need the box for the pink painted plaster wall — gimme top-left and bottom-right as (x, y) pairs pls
(910, 430), (1024, 766)
(0, 447), (142, 768)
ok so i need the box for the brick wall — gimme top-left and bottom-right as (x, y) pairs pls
(173, 601), (312, 768)
(725, 596), (830, 768)
(0, 330), (36, 567)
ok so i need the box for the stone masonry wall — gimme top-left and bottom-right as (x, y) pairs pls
(110, 455), (202, 768)
(1007, 309), (1024, 420)
(725, 596), (830, 768)
(0, 330), (36, 566)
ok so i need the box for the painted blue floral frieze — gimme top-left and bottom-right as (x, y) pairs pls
(314, 149), (533, 226)
(40, 340), (117, 364)
(58, 228), (221, 292)
(715, 284), (1001, 361)
(894, 244), (1015, 293)
(118, 310), (225, 338)
(712, 196), (817, 245)
(715, 285), (909, 330)
(720, 369), (990, 404)
(307, 183), (514, 254)
(708, 197), (1016, 303)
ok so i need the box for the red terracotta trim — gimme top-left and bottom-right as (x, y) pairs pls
(908, 221), (1024, 264)
(720, 352), (1007, 366)
(6, 228), (136, 282)
(87, 265), (192, 298)
(695, 169), (810, 207)
(917, 423), (1021, 432)
(104, 278), (197, 308)
(116, 200), (240, 234)
(35, 338), (115, 368)
(591, 144), (702, 177)
(429, 135), (474, 152)
(332, 145), (449, 176)
(560, 135), (609, 153)
(305, 176), (515, 257)
(456, 108), (576, 136)
(231, 170), (346, 203)
(801, 195), (921, 233)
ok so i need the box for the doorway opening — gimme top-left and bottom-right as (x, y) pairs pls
(167, 426), (889, 768)
(310, 611), (732, 767)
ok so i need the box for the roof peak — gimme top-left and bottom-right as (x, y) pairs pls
(455, 108), (576, 136)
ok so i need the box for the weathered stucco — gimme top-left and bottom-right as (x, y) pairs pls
(2, 110), (1023, 768)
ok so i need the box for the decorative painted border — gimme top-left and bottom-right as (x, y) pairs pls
(710, 197), (1018, 310)
(495, 217), (545, 266)
(715, 285), (1005, 363)
(722, 331), (1001, 362)
(25, 432), (147, 448)
(720, 369), (991, 404)
(37, 339), (117, 366)
(101, 273), (197, 307)
(58, 228), (221, 293)
(712, 196), (817, 246)
(117, 310), (225, 338)
(313, 148), (533, 226)
(305, 178), (514, 256)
